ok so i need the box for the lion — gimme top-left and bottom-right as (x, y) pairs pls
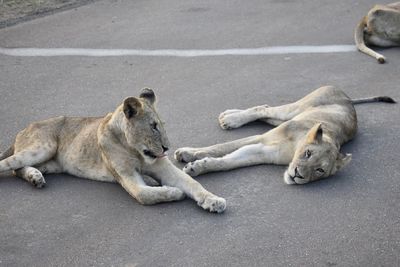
(175, 86), (395, 184)
(355, 2), (400, 63)
(0, 88), (226, 213)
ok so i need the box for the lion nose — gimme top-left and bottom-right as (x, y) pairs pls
(162, 146), (169, 153)
(294, 167), (304, 179)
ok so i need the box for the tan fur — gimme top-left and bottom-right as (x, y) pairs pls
(0, 88), (226, 213)
(355, 2), (400, 63)
(175, 86), (394, 185)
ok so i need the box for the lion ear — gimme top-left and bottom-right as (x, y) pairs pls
(334, 153), (352, 172)
(123, 97), (142, 119)
(306, 123), (323, 143)
(139, 88), (156, 104)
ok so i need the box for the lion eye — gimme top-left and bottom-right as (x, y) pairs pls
(316, 168), (325, 173)
(305, 149), (312, 158)
(151, 122), (158, 131)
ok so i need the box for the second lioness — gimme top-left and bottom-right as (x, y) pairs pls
(175, 86), (395, 184)
(355, 2), (400, 63)
(0, 88), (226, 213)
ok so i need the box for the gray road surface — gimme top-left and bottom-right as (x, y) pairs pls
(1, 0), (399, 266)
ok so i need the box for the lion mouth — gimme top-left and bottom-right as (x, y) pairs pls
(287, 175), (306, 185)
(143, 149), (167, 159)
(284, 169), (306, 185)
(291, 173), (305, 184)
(294, 167), (304, 179)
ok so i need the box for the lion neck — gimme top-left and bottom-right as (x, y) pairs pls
(106, 106), (131, 147)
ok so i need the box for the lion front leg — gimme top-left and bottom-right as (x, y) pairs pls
(183, 143), (282, 176)
(146, 158), (226, 213)
(117, 170), (185, 205)
(175, 135), (263, 163)
(100, 146), (185, 205)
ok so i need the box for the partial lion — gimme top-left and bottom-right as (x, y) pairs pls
(0, 88), (226, 213)
(175, 86), (395, 184)
(355, 2), (400, 63)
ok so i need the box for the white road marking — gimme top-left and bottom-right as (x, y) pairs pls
(0, 45), (357, 57)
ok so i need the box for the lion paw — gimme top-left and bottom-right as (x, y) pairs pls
(183, 158), (209, 176)
(174, 148), (199, 163)
(198, 195), (226, 213)
(29, 170), (46, 188)
(218, 109), (245, 130)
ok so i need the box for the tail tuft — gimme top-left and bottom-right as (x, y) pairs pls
(352, 96), (396, 104)
(376, 96), (396, 103)
(377, 56), (386, 64)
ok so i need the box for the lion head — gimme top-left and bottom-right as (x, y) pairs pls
(284, 123), (352, 185)
(121, 88), (170, 164)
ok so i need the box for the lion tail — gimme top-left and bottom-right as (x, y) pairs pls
(351, 96), (396, 105)
(354, 16), (386, 63)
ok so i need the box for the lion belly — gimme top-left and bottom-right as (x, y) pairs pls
(55, 118), (116, 183)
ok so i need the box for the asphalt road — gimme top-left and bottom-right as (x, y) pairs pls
(1, 0), (399, 266)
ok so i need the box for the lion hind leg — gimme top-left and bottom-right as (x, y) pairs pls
(14, 166), (46, 188)
(14, 159), (62, 188)
(35, 160), (62, 174)
(0, 144), (56, 173)
(219, 101), (307, 130)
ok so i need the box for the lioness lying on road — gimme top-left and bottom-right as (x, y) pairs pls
(0, 88), (226, 213)
(355, 2), (400, 63)
(175, 86), (395, 184)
